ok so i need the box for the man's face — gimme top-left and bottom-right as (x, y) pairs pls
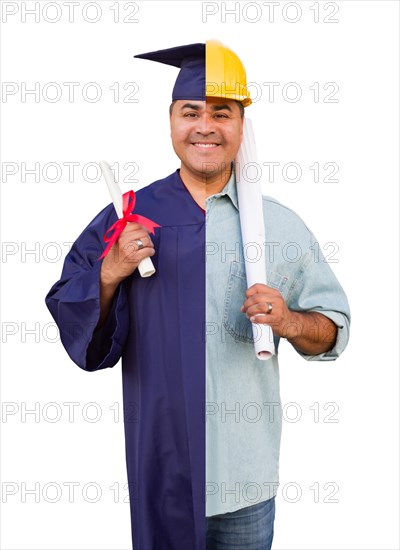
(169, 97), (244, 182)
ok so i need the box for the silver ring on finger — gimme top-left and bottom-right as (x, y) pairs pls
(136, 239), (144, 250)
(266, 302), (273, 314)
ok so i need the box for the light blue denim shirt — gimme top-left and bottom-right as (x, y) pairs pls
(205, 169), (350, 516)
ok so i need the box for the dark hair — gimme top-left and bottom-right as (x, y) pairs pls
(169, 99), (244, 117)
(235, 100), (245, 118)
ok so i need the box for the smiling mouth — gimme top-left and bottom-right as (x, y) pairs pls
(192, 143), (220, 148)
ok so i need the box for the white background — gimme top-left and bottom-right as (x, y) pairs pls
(1, 1), (399, 549)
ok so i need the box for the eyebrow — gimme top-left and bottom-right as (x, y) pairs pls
(211, 104), (232, 112)
(179, 102), (233, 112)
(180, 103), (202, 111)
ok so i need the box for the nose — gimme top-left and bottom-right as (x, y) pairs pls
(194, 112), (216, 136)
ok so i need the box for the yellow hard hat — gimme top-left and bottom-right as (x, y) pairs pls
(206, 39), (252, 107)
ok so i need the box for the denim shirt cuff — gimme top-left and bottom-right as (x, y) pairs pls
(295, 311), (350, 361)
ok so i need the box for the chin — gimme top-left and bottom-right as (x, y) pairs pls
(200, 166), (230, 181)
(191, 157), (231, 174)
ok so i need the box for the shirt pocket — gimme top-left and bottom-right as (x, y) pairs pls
(223, 261), (289, 344)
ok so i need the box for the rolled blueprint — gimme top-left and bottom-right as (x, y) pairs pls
(99, 160), (156, 278)
(235, 120), (275, 360)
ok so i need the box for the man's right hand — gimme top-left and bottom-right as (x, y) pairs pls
(97, 223), (156, 328)
(100, 222), (156, 287)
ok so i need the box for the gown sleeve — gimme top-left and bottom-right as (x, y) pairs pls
(45, 205), (129, 371)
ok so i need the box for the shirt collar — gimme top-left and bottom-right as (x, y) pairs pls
(209, 165), (239, 211)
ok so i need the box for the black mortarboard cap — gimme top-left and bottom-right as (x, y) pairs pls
(134, 43), (205, 101)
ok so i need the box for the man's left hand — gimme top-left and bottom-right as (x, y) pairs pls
(241, 283), (338, 354)
(240, 283), (295, 339)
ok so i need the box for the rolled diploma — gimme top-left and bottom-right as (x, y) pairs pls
(235, 120), (275, 360)
(99, 160), (156, 278)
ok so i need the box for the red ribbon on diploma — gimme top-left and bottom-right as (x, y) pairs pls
(99, 190), (161, 260)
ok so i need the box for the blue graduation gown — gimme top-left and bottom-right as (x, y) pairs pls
(46, 170), (205, 549)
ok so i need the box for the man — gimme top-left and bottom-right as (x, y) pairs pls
(46, 40), (350, 550)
